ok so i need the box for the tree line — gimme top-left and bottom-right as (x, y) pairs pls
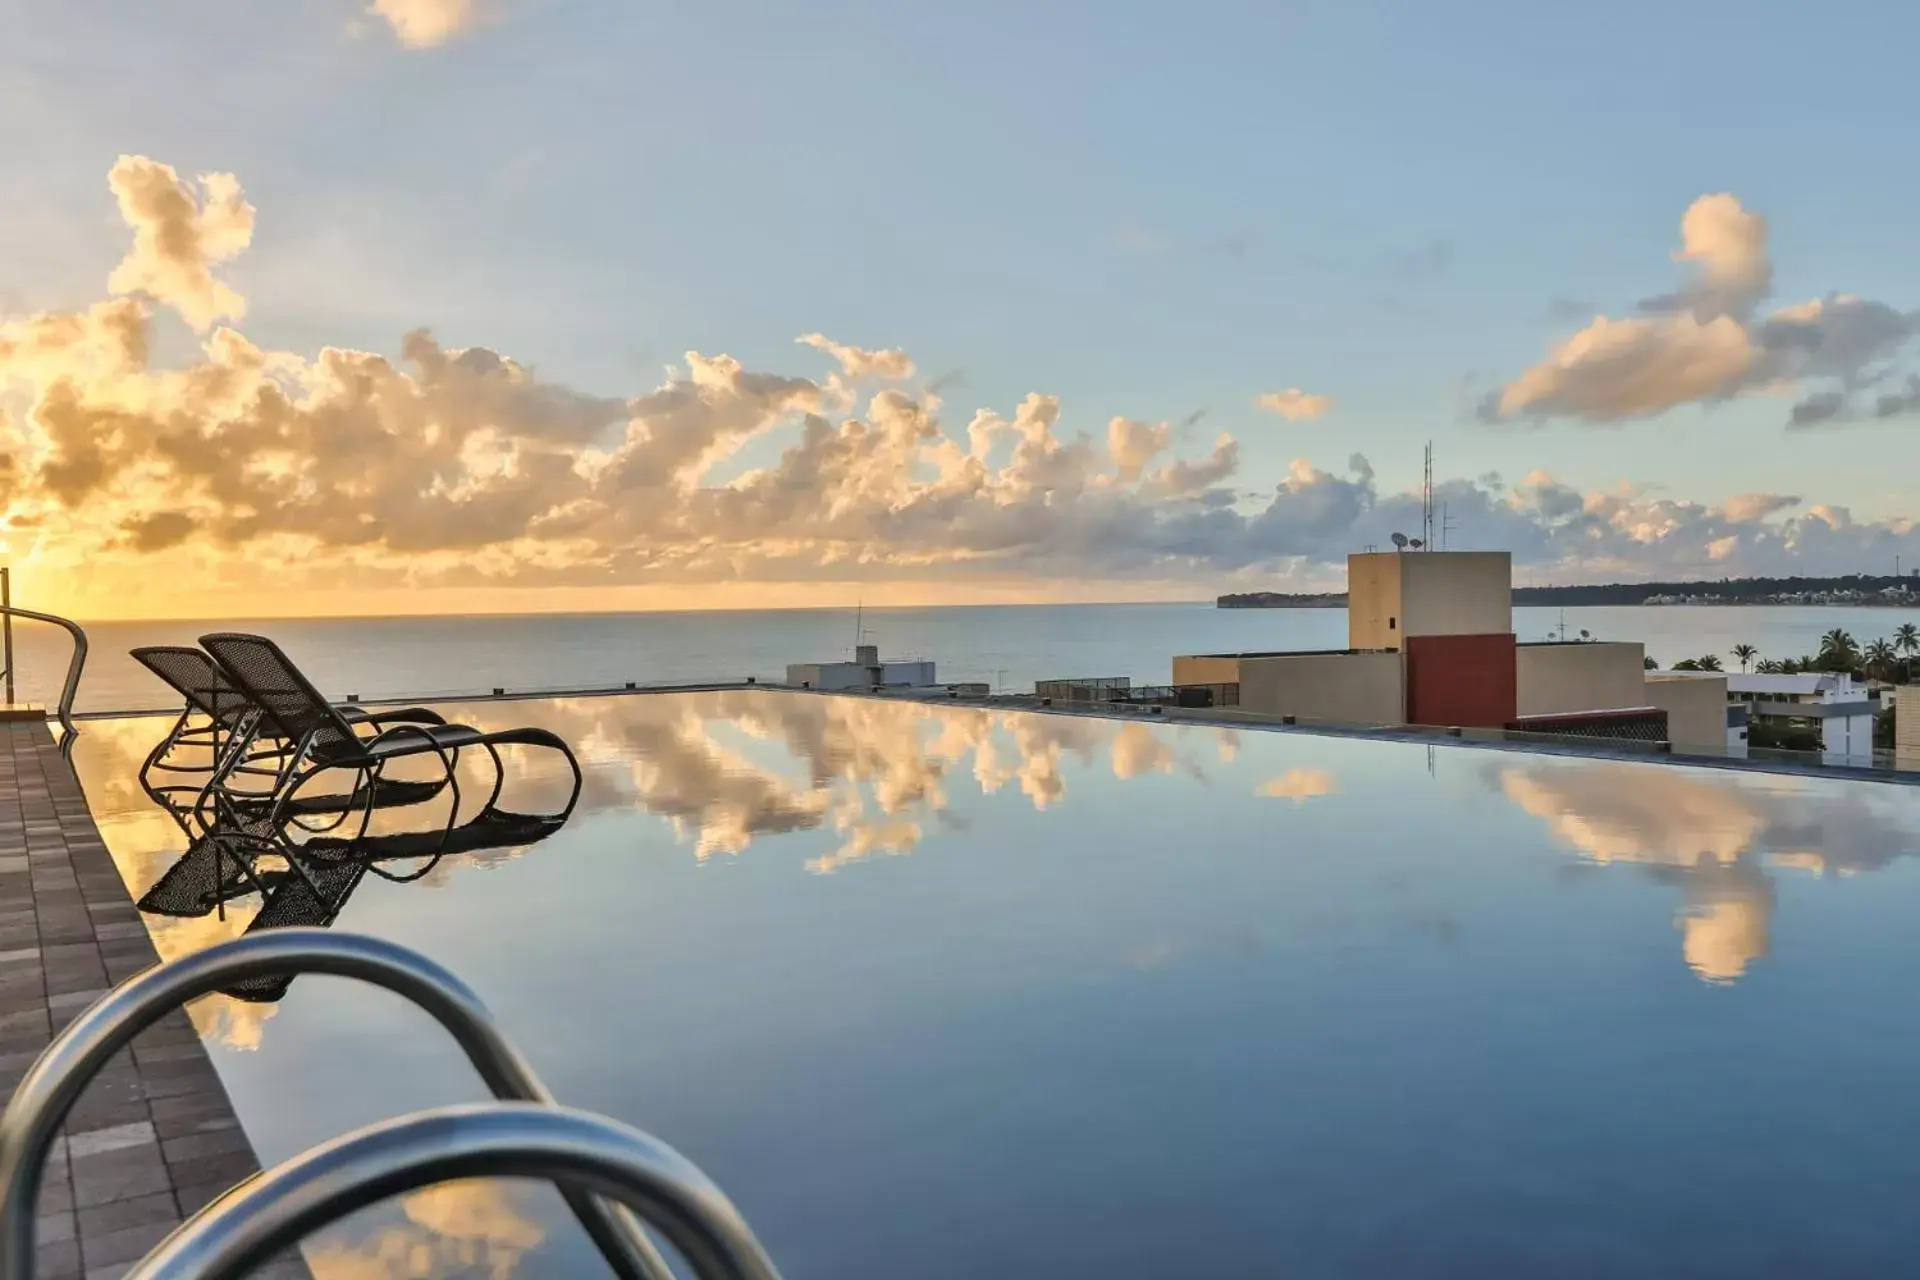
(1220, 573), (1920, 610)
(1661, 624), (1920, 681)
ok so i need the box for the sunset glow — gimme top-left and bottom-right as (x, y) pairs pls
(6, 5), (1920, 620)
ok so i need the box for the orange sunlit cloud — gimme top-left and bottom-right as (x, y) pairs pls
(4, 160), (1916, 621)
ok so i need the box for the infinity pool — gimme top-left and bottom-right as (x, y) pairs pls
(75, 690), (1920, 1278)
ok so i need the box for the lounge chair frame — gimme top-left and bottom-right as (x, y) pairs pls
(195, 632), (582, 883)
(130, 646), (450, 913)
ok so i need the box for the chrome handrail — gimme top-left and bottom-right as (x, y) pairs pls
(0, 930), (672, 1280)
(0, 602), (87, 740)
(124, 1104), (782, 1280)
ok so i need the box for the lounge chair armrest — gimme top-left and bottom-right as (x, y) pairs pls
(357, 706), (449, 728)
(349, 721), (469, 763)
(470, 726), (575, 753)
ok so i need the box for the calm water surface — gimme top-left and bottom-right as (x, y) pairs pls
(19, 601), (1920, 712)
(73, 691), (1920, 1278)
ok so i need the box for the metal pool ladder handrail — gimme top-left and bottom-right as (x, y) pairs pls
(126, 1104), (783, 1280)
(0, 586), (88, 740)
(0, 930), (693, 1280)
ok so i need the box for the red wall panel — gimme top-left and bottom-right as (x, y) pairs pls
(1404, 633), (1516, 728)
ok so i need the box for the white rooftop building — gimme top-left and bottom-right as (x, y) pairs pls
(788, 644), (936, 692)
(1650, 669), (1881, 764)
(1726, 672), (1867, 699)
(1726, 671), (1878, 764)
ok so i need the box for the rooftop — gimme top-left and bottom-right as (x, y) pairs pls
(1653, 670), (1873, 696)
(42, 688), (1920, 1276)
(1727, 671), (1863, 695)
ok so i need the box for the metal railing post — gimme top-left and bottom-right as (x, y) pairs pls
(0, 930), (672, 1280)
(0, 602), (86, 740)
(2, 567), (14, 707)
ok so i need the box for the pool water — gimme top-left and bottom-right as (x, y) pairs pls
(74, 690), (1920, 1278)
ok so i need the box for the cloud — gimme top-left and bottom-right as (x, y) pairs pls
(1490, 312), (1757, 421)
(10, 157), (1920, 610)
(1721, 492), (1799, 523)
(306, 1180), (544, 1279)
(1788, 390), (1848, 428)
(1258, 768), (1336, 803)
(105, 157), (254, 330)
(369, 0), (477, 47)
(456, 691), (1211, 872)
(1110, 722), (1176, 780)
(1640, 193), (1771, 321)
(796, 332), (916, 381)
(1875, 375), (1920, 419)
(1759, 294), (1917, 380)
(1145, 435), (1238, 499)
(1107, 417), (1171, 482)
(1493, 758), (1920, 983)
(119, 510), (197, 552)
(1255, 389), (1334, 421)
(1489, 194), (1920, 427)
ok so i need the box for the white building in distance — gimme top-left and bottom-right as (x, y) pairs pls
(1727, 672), (1878, 764)
(788, 644), (936, 692)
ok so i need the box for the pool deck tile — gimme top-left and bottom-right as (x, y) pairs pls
(0, 723), (311, 1277)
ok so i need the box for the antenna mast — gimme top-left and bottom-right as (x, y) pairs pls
(1422, 441), (1435, 550)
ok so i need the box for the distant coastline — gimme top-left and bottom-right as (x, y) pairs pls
(1219, 574), (1920, 610)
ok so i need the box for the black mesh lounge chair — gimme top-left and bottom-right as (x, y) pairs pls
(132, 645), (451, 822)
(196, 632), (582, 868)
(130, 646), (452, 915)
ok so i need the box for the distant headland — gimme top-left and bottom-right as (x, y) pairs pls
(1218, 574), (1920, 609)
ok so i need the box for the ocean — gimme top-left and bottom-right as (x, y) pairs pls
(16, 602), (1920, 715)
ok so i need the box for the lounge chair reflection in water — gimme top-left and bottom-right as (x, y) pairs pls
(131, 633), (583, 1001)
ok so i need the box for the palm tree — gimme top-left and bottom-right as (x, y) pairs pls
(1896, 622), (1919, 681)
(1818, 628), (1860, 672)
(1755, 658), (1783, 674)
(1731, 643), (1757, 672)
(1865, 638), (1898, 681)
(1695, 653), (1723, 672)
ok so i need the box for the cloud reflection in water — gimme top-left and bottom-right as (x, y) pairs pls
(1492, 759), (1920, 983)
(76, 692), (1920, 1021)
(73, 694), (1237, 1027)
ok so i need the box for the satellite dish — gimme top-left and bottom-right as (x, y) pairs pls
(1408, 538), (1425, 549)
(1390, 532), (1409, 549)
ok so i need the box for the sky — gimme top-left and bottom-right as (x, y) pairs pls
(4, 0), (1920, 618)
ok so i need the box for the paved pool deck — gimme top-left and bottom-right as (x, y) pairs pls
(0, 721), (303, 1280)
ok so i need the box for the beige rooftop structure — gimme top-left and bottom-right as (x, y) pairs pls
(1174, 548), (1721, 751)
(1644, 671), (1737, 754)
(1517, 641), (1648, 717)
(1346, 550), (1512, 649)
